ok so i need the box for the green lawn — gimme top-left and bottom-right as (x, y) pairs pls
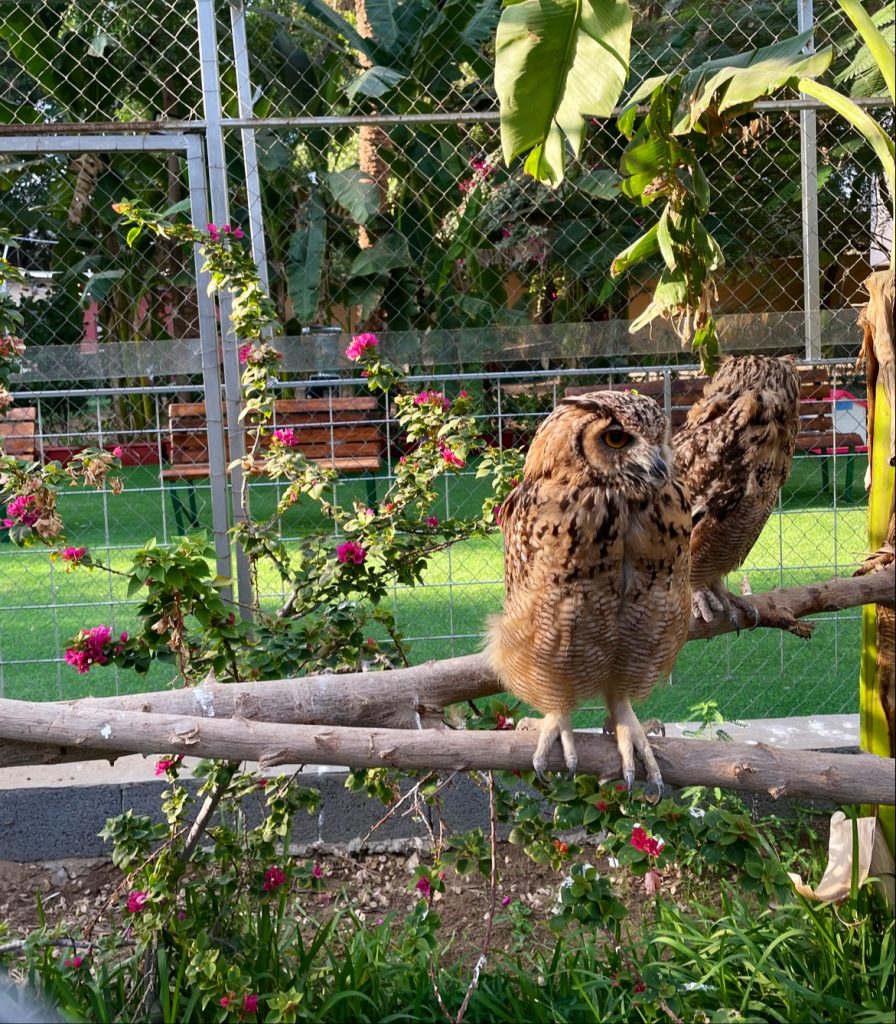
(0, 453), (869, 724)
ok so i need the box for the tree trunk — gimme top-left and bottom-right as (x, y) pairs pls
(858, 268), (896, 852)
(0, 698), (891, 805)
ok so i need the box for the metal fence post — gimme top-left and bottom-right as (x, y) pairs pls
(195, 0), (255, 616)
(229, 0), (272, 307)
(186, 135), (232, 586)
(798, 0), (823, 360)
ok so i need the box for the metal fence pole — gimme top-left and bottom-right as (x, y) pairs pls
(798, 0), (823, 360)
(229, 0), (272, 307)
(186, 135), (232, 585)
(195, 0), (254, 616)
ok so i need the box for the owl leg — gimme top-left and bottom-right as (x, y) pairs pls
(522, 712), (577, 781)
(605, 698), (664, 797)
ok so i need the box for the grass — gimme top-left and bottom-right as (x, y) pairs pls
(0, 453), (869, 723)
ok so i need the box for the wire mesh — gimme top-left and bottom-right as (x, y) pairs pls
(0, 1), (891, 719)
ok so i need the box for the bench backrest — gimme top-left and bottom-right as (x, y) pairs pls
(166, 397), (383, 467)
(565, 367), (860, 445)
(0, 406), (37, 460)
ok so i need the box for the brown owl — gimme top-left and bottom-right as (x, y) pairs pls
(486, 390), (692, 790)
(672, 354), (801, 623)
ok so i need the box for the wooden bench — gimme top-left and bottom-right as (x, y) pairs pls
(564, 366), (866, 499)
(0, 405), (37, 462)
(161, 396), (384, 532)
(0, 406), (37, 542)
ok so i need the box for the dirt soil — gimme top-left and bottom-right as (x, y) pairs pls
(0, 842), (661, 951)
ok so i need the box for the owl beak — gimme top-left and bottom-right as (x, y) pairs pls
(649, 452), (669, 481)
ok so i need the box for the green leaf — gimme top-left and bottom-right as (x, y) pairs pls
(574, 168), (622, 198)
(656, 207), (675, 270)
(345, 65), (405, 101)
(796, 77), (895, 206)
(349, 232), (412, 276)
(671, 32), (832, 134)
(80, 269), (125, 304)
(364, 0), (399, 51)
(286, 191), (327, 323)
(495, 0), (632, 186)
(610, 223), (659, 276)
(837, 0), (896, 102)
(326, 168), (381, 225)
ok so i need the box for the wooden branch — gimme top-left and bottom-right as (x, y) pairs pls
(0, 566), (891, 771)
(0, 698), (891, 805)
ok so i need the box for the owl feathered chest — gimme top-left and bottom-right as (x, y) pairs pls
(503, 477), (689, 600)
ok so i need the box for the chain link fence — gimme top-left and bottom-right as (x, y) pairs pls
(1, 1), (891, 719)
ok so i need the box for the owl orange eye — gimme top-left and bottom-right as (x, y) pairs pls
(603, 427), (630, 449)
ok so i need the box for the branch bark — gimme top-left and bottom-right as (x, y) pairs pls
(0, 698), (891, 805)
(0, 566), (892, 771)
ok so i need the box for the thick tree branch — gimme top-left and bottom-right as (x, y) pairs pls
(0, 698), (891, 805)
(0, 566), (891, 771)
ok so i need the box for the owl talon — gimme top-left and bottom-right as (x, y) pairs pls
(529, 712), (576, 782)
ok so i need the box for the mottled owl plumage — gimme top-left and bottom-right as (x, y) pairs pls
(672, 354), (801, 620)
(487, 390), (692, 786)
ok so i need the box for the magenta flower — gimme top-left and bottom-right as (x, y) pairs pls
(501, 895), (511, 907)
(414, 876), (432, 898)
(470, 156), (495, 177)
(63, 955), (84, 969)
(312, 863), (323, 879)
(65, 624), (113, 674)
(458, 177), (477, 194)
(232, 227), (245, 240)
(262, 865), (287, 892)
(207, 223), (220, 241)
(425, 516), (438, 527)
(61, 546), (88, 564)
(438, 443), (465, 469)
(111, 445), (124, 458)
(630, 824), (665, 857)
(413, 390), (450, 410)
(3, 494), (38, 528)
(220, 995), (232, 1008)
(336, 541), (366, 565)
(345, 332), (379, 361)
(243, 993), (259, 1014)
(272, 428), (299, 447)
(127, 890), (149, 913)
(495, 713), (514, 731)
(154, 755), (183, 776)
(238, 342), (254, 364)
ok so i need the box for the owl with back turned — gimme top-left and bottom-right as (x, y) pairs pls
(672, 354), (801, 623)
(486, 390), (692, 790)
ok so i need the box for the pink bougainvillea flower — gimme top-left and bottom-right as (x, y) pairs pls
(414, 876), (432, 898)
(207, 223), (220, 241)
(238, 342), (254, 364)
(438, 443), (465, 469)
(631, 824), (665, 858)
(425, 516), (439, 527)
(494, 713), (514, 731)
(272, 427), (299, 447)
(111, 446), (124, 458)
(262, 865), (287, 892)
(3, 494), (38, 528)
(220, 995), (232, 1008)
(65, 624), (113, 674)
(243, 994), (259, 1014)
(126, 890), (149, 913)
(61, 546), (88, 564)
(231, 227), (245, 240)
(154, 755), (183, 777)
(336, 541), (366, 565)
(312, 863), (323, 879)
(413, 390), (450, 410)
(345, 332), (379, 361)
